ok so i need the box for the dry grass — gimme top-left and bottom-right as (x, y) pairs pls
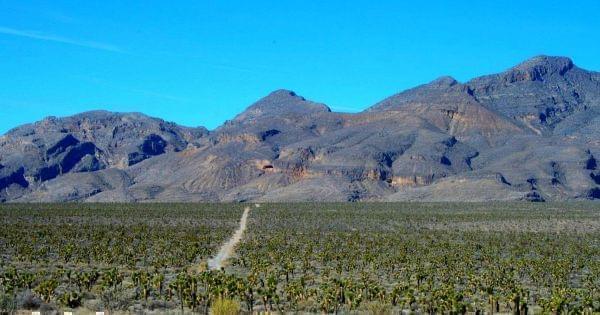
(210, 298), (241, 315)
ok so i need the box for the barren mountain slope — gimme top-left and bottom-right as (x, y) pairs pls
(2, 56), (599, 202)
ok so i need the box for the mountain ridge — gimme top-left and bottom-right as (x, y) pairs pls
(1, 55), (599, 202)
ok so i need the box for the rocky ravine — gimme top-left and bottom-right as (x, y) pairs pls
(1, 55), (600, 202)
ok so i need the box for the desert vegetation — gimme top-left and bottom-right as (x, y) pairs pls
(0, 203), (243, 313)
(0, 202), (599, 314)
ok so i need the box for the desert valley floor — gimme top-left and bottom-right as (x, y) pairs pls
(0, 202), (598, 314)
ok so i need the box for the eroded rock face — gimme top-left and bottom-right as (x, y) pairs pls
(38, 140), (103, 182)
(468, 56), (600, 133)
(127, 134), (168, 166)
(1, 56), (600, 202)
(0, 111), (207, 194)
(0, 166), (28, 190)
(0, 166), (29, 202)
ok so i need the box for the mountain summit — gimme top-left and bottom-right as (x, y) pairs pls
(233, 89), (331, 123)
(510, 55), (574, 79)
(1, 56), (599, 202)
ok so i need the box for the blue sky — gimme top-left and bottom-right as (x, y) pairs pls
(1, 0), (600, 134)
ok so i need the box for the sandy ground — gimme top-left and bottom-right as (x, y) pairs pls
(207, 206), (251, 270)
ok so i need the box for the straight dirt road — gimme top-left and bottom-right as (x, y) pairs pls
(207, 206), (250, 270)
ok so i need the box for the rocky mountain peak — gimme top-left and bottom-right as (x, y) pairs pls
(505, 55), (574, 82)
(2, 55), (600, 203)
(430, 76), (460, 88)
(365, 76), (471, 112)
(266, 89), (306, 101)
(233, 89), (331, 122)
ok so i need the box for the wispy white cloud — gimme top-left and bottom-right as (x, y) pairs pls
(0, 26), (123, 53)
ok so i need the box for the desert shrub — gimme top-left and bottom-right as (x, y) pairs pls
(211, 297), (241, 315)
(147, 299), (175, 311)
(82, 298), (103, 311)
(15, 290), (41, 310)
(39, 302), (58, 314)
(99, 286), (134, 311)
(361, 301), (393, 315)
(58, 290), (83, 309)
(0, 293), (17, 314)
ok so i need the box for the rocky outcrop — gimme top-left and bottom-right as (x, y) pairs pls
(231, 89), (331, 123)
(468, 56), (600, 133)
(0, 111), (207, 191)
(0, 166), (29, 202)
(127, 134), (168, 166)
(0, 166), (28, 190)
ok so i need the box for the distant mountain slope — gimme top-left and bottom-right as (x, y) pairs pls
(0, 111), (207, 201)
(1, 56), (599, 202)
(468, 56), (600, 136)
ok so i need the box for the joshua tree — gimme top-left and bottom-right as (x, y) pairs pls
(34, 279), (58, 303)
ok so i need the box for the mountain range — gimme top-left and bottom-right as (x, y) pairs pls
(1, 55), (599, 202)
